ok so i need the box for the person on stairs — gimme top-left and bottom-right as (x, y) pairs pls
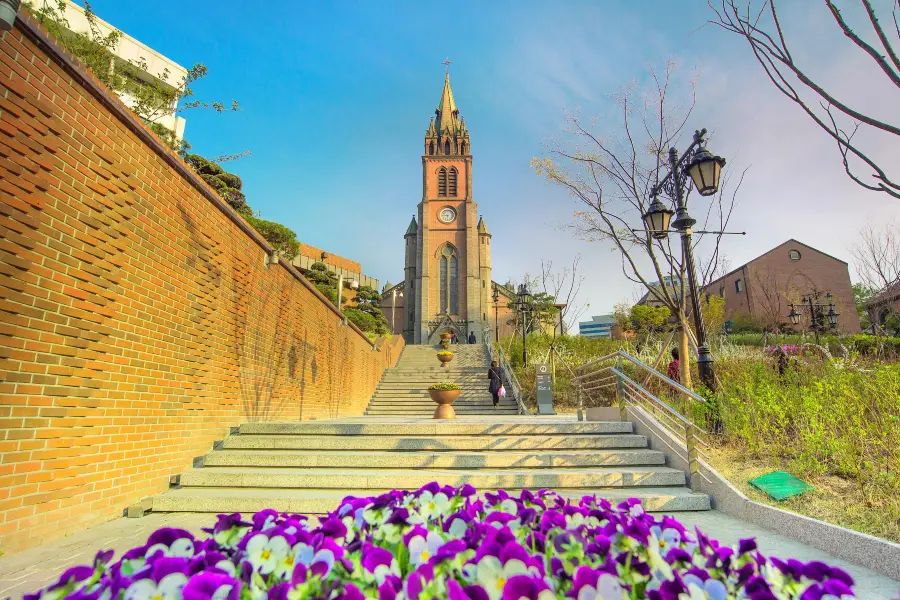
(488, 360), (504, 407)
(468, 331), (476, 344)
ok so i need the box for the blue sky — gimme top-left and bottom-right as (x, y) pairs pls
(88, 0), (898, 324)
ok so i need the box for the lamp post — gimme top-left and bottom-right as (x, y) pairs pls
(642, 129), (726, 391)
(391, 289), (403, 334)
(788, 292), (838, 345)
(492, 284), (500, 343)
(515, 284), (533, 366)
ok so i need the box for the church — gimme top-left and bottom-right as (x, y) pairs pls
(380, 73), (515, 344)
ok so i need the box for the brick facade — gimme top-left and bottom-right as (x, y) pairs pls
(705, 240), (861, 334)
(0, 15), (402, 553)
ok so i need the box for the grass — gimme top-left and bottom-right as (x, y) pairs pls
(502, 333), (900, 542)
(706, 443), (900, 543)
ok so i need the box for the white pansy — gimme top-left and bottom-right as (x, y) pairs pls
(245, 534), (290, 575)
(496, 499), (518, 514)
(144, 537), (194, 560)
(576, 574), (625, 600)
(274, 542), (313, 579)
(408, 532), (443, 566)
(683, 575), (727, 600)
(447, 517), (467, 539)
(215, 559), (236, 577)
(475, 556), (528, 600)
(124, 573), (188, 600)
(418, 490), (451, 520)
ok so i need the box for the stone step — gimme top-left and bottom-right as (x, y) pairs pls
(153, 486), (710, 514)
(202, 449), (667, 469)
(178, 466), (687, 489)
(238, 421), (633, 436)
(224, 433), (649, 451)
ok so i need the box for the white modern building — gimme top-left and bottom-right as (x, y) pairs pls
(579, 314), (615, 338)
(43, 0), (188, 141)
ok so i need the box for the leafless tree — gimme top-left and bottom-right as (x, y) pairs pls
(850, 219), (900, 290)
(711, 0), (900, 199)
(532, 61), (744, 389)
(539, 256), (589, 333)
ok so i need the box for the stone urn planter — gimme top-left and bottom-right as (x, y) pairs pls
(437, 351), (454, 368)
(428, 384), (461, 419)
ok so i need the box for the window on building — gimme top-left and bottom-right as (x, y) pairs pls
(449, 167), (458, 196)
(735, 279), (743, 293)
(449, 256), (458, 314)
(440, 256), (448, 312)
(437, 168), (447, 197)
(428, 142), (435, 155)
(444, 139), (451, 155)
(789, 249), (801, 261)
(439, 244), (458, 314)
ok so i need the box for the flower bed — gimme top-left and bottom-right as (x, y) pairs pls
(26, 485), (857, 600)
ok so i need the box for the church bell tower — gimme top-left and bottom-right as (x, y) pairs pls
(404, 71), (491, 344)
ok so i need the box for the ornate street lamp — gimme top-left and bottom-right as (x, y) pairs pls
(686, 144), (726, 196)
(641, 129), (726, 391)
(492, 284), (500, 343)
(786, 292), (839, 345)
(0, 0), (21, 31)
(642, 197), (674, 240)
(516, 284), (533, 366)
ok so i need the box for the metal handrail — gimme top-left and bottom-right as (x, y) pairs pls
(572, 349), (711, 491)
(488, 343), (526, 415)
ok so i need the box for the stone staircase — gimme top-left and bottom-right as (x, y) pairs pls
(365, 344), (519, 416)
(151, 419), (711, 514)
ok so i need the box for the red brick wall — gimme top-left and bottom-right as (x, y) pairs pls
(707, 241), (861, 334)
(0, 17), (402, 553)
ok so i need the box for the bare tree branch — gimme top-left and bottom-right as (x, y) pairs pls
(711, 0), (900, 199)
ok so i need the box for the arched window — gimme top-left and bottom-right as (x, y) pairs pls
(439, 244), (458, 314)
(448, 167), (458, 196)
(460, 142), (467, 155)
(444, 139), (451, 155)
(437, 168), (447, 197)
(428, 142), (435, 155)
(440, 255), (448, 313)
(449, 255), (458, 314)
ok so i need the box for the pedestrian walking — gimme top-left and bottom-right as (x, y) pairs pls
(488, 360), (504, 407)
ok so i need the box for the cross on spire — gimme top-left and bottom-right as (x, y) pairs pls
(442, 57), (452, 75)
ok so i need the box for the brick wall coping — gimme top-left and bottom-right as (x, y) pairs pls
(15, 11), (376, 348)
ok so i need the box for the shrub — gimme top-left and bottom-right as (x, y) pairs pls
(199, 172), (227, 194)
(428, 382), (460, 390)
(23, 485), (858, 600)
(217, 172), (243, 190)
(247, 216), (300, 260)
(344, 308), (376, 333)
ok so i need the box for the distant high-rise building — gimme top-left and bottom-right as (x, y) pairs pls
(579, 314), (615, 338)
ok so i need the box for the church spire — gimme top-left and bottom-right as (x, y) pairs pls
(435, 72), (460, 135)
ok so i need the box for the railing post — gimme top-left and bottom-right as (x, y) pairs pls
(616, 355), (626, 421)
(685, 423), (700, 492)
(576, 367), (583, 422)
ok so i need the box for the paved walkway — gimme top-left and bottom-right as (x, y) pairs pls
(1, 510), (896, 599)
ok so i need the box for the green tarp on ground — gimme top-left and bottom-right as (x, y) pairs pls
(748, 471), (814, 501)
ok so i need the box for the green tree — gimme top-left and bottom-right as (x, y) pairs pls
(247, 217), (299, 260)
(301, 263), (345, 306)
(25, 0), (241, 156)
(628, 304), (670, 334)
(185, 154), (249, 216)
(349, 286), (389, 335)
(852, 283), (876, 331)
